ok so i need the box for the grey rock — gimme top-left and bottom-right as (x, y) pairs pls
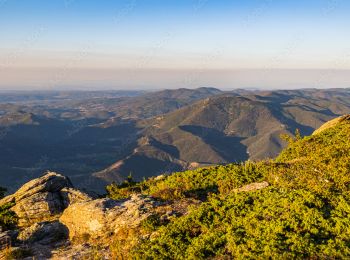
(0, 230), (18, 250)
(0, 172), (95, 227)
(60, 194), (161, 239)
(12, 192), (64, 226)
(0, 231), (11, 250)
(60, 187), (96, 208)
(233, 181), (269, 192)
(0, 172), (73, 206)
(18, 221), (68, 245)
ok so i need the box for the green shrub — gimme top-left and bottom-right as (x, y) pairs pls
(0, 187), (18, 230)
(129, 119), (350, 258)
(141, 214), (162, 232)
(0, 202), (18, 230)
(106, 174), (142, 200)
(133, 189), (350, 259)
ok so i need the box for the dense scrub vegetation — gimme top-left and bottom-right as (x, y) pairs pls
(107, 161), (266, 201)
(0, 187), (17, 230)
(107, 117), (350, 258)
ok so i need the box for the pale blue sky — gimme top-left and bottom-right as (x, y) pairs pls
(1, 0), (350, 89)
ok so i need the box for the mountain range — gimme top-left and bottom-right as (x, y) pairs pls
(1, 112), (349, 258)
(0, 87), (350, 192)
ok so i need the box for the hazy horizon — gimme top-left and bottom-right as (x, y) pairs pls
(1, 0), (350, 90)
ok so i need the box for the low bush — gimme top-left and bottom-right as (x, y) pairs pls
(105, 119), (350, 258)
(0, 187), (17, 231)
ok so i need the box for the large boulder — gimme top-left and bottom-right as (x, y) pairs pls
(60, 194), (161, 239)
(0, 172), (96, 227)
(11, 192), (64, 226)
(0, 172), (73, 205)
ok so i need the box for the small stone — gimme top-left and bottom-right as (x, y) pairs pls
(233, 181), (269, 193)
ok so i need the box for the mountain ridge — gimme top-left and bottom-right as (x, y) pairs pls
(2, 114), (349, 258)
(0, 88), (350, 192)
(93, 92), (350, 187)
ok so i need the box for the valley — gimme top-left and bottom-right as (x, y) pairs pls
(1, 88), (350, 192)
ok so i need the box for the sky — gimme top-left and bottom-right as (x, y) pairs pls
(1, 0), (350, 90)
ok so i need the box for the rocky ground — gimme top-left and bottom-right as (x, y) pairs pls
(0, 171), (271, 259)
(0, 172), (199, 259)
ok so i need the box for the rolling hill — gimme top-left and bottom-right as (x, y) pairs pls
(2, 115), (349, 258)
(103, 114), (350, 259)
(0, 88), (350, 192)
(94, 89), (350, 188)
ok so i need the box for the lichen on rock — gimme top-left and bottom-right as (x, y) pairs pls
(0, 172), (96, 227)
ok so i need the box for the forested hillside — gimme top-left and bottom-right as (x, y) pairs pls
(1, 115), (349, 258)
(1, 88), (350, 193)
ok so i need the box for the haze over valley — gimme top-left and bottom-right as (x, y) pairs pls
(1, 1), (350, 258)
(1, 87), (349, 192)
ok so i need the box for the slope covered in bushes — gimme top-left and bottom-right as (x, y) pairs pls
(107, 116), (350, 258)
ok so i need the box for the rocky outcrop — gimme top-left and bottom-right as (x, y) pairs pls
(60, 187), (97, 208)
(0, 230), (18, 250)
(60, 194), (161, 239)
(0, 231), (12, 250)
(0, 172), (72, 205)
(0, 172), (96, 227)
(0, 173), (201, 258)
(18, 221), (68, 245)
